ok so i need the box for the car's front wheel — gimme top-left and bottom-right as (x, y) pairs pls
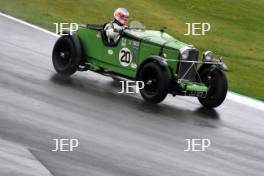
(198, 67), (228, 108)
(137, 62), (169, 103)
(52, 36), (78, 76)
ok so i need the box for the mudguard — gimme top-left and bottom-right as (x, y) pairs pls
(199, 60), (227, 74)
(136, 55), (169, 79)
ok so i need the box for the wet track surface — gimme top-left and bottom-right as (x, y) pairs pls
(0, 15), (264, 176)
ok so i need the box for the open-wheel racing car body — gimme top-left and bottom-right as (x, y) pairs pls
(52, 23), (228, 108)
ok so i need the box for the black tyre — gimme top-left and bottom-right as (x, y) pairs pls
(137, 62), (169, 103)
(198, 67), (228, 108)
(52, 36), (78, 76)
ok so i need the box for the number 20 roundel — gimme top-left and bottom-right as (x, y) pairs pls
(119, 48), (132, 67)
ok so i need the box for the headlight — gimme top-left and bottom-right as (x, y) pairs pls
(203, 51), (213, 61)
(180, 46), (190, 60)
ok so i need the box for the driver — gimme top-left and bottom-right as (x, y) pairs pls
(104, 8), (129, 44)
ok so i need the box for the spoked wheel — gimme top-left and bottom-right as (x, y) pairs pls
(137, 62), (169, 103)
(198, 67), (228, 108)
(52, 36), (78, 76)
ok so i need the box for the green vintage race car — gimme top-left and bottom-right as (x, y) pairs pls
(52, 22), (228, 108)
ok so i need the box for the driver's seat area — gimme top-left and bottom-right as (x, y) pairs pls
(101, 23), (121, 47)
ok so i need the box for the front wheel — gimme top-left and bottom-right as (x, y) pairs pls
(198, 67), (228, 108)
(137, 62), (169, 103)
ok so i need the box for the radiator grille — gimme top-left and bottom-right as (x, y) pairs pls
(178, 49), (199, 81)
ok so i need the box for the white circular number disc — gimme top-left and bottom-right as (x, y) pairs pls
(119, 48), (132, 67)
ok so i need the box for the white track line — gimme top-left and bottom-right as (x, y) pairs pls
(227, 92), (264, 111)
(0, 12), (263, 111)
(0, 12), (59, 37)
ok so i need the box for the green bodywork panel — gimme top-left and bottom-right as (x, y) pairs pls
(124, 29), (187, 49)
(77, 27), (186, 78)
(180, 82), (208, 92)
(124, 29), (186, 76)
(76, 26), (208, 94)
(77, 27), (137, 77)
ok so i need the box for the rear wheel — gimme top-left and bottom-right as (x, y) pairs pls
(52, 36), (78, 76)
(198, 67), (228, 108)
(137, 62), (169, 103)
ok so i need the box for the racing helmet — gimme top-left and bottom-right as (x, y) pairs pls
(114, 8), (129, 26)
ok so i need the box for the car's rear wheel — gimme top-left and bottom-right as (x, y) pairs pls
(198, 67), (228, 108)
(52, 36), (78, 76)
(137, 62), (169, 103)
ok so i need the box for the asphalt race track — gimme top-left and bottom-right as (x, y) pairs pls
(0, 14), (264, 176)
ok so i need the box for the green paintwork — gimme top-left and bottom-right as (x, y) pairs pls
(179, 82), (208, 92)
(124, 29), (188, 49)
(76, 26), (208, 95)
(77, 27), (136, 77)
(124, 29), (187, 76)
